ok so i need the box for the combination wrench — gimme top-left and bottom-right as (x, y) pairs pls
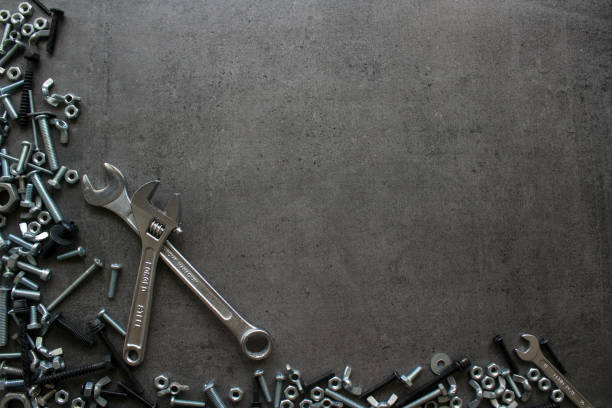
(514, 333), (594, 408)
(82, 163), (272, 360)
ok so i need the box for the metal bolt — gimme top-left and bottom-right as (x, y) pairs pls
(501, 368), (522, 400)
(15, 141), (32, 174)
(255, 369), (273, 403)
(171, 397), (207, 407)
(0, 23), (11, 55)
(274, 372), (285, 408)
(7, 234), (39, 254)
(401, 384), (447, 408)
(36, 389), (55, 405)
(0, 80), (24, 95)
(204, 380), (227, 408)
(399, 366), (422, 388)
(0, 93), (18, 120)
(20, 183), (34, 208)
(47, 165), (67, 189)
(0, 378), (25, 389)
(47, 258), (103, 311)
(11, 287), (41, 300)
(30, 171), (62, 222)
(0, 41), (24, 68)
(0, 281), (9, 347)
(108, 263), (122, 298)
(0, 148), (12, 181)
(34, 113), (58, 170)
(26, 305), (40, 330)
(0, 151), (52, 175)
(33, 355), (112, 385)
(28, 89), (39, 150)
(13, 272), (38, 291)
(97, 309), (126, 337)
(5, 257), (51, 280)
(539, 338), (567, 375)
(493, 335), (519, 374)
(56, 245), (86, 261)
(0, 352), (22, 359)
(324, 389), (368, 408)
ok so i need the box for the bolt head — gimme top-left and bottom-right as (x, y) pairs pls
(76, 246), (86, 257)
(203, 381), (215, 392)
(438, 383), (448, 396)
(97, 309), (106, 318)
(110, 263), (122, 271)
(275, 372), (285, 381)
(93, 258), (103, 268)
(254, 369), (264, 377)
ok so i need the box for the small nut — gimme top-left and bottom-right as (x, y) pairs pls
(537, 377), (551, 392)
(481, 376), (495, 391)
(526, 368), (541, 383)
(27, 221), (41, 234)
(64, 169), (79, 184)
(64, 104), (79, 120)
(550, 389), (564, 404)
(63, 93), (81, 105)
(55, 389), (70, 405)
(501, 389), (514, 404)
(450, 396), (462, 408)
(280, 400), (294, 408)
(0, 10), (11, 23)
(18, 2), (33, 16)
(229, 387), (243, 403)
(20, 23), (34, 38)
(10, 13), (24, 29)
(31, 151), (46, 166)
(328, 376), (342, 391)
(34, 16), (48, 30)
(486, 363), (501, 378)
(284, 385), (298, 401)
(169, 382), (189, 396)
(72, 397), (85, 408)
(470, 365), (484, 381)
(300, 399), (313, 408)
(310, 387), (324, 402)
(0, 182), (19, 213)
(37, 211), (51, 225)
(154, 374), (169, 390)
(7, 66), (22, 81)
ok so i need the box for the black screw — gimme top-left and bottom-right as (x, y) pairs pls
(34, 355), (112, 385)
(88, 317), (145, 395)
(304, 371), (335, 393)
(101, 389), (129, 399)
(539, 337), (567, 375)
(493, 334), (519, 374)
(40, 221), (78, 258)
(48, 312), (95, 346)
(396, 357), (470, 408)
(360, 372), (400, 399)
(30, 0), (51, 15)
(251, 375), (262, 408)
(46, 8), (65, 55)
(117, 382), (157, 408)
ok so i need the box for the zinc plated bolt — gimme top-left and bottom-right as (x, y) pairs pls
(26, 305), (40, 330)
(30, 171), (62, 222)
(274, 372), (285, 408)
(7, 234), (39, 254)
(15, 141), (32, 174)
(255, 369), (273, 403)
(204, 380), (227, 408)
(0, 378), (25, 389)
(0, 93), (18, 120)
(324, 389), (368, 408)
(171, 397), (206, 407)
(56, 245), (86, 261)
(502, 368), (522, 400)
(401, 384), (447, 408)
(47, 258), (103, 311)
(0, 41), (24, 68)
(34, 113), (58, 171)
(0, 361), (24, 377)
(47, 165), (66, 189)
(108, 263), (122, 298)
(0, 148), (11, 181)
(20, 183), (34, 208)
(399, 366), (423, 388)
(0, 23), (11, 54)
(11, 287), (40, 300)
(0, 80), (24, 95)
(0, 352), (22, 359)
(8, 257), (50, 280)
(97, 309), (126, 337)
(28, 90), (39, 150)
(14, 272), (39, 291)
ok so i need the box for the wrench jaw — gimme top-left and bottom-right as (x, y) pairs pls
(82, 163), (128, 207)
(514, 334), (540, 362)
(131, 180), (181, 240)
(240, 327), (273, 361)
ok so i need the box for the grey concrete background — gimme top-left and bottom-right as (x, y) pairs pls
(2, 0), (611, 406)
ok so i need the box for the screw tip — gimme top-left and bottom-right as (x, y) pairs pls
(93, 258), (103, 267)
(203, 381), (215, 391)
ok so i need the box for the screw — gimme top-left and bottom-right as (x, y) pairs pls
(2, 256), (51, 280)
(204, 380), (227, 408)
(108, 263), (122, 299)
(47, 165), (66, 189)
(0, 24), (11, 55)
(46, 258), (103, 311)
(254, 369), (273, 403)
(33, 355), (111, 385)
(399, 366), (423, 388)
(402, 384), (447, 408)
(274, 372), (285, 408)
(20, 183), (35, 208)
(117, 382), (156, 408)
(7, 234), (39, 254)
(324, 389), (368, 408)
(26, 305), (40, 330)
(0, 80), (25, 95)
(11, 287), (41, 301)
(0, 148), (11, 181)
(0, 93), (18, 120)
(0, 41), (24, 68)
(0, 280), (9, 347)
(0, 378), (25, 389)
(97, 309), (126, 336)
(34, 114), (58, 171)
(539, 338), (567, 375)
(15, 141), (32, 174)
(493, 335), (519, 374)
(171, 397), (206, 407)
(56, 245), (86, 261)
(0, 360), (23, 376)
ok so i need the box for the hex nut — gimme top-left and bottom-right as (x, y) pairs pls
(320, 398), (335, 408)
(65, 104), (79, 120)
(55, 389), (70, 405)
(18, 2), (32, 16)
(526, 368), (541, 383)
(27, 221), (41, 235)
(0, 392), (30, 407)
(310, 387), (324, 402)
(501, 389), (514, 404)
(20, 23), (34, 38)
(0, 10), (10, 23)
(299, 399), (313, 408)
(284, 385), (298, 401)
(31, 151), (46, 166)
(154, 374), (169, 390)
(64, 169), (79, 184)
(280, 400), (294, 408)
(34, 16), (48, 30)
(71, 397), (85, 408)
(229, 387), (243, 403)
(470, 365), (484, 381)
(10, 13), (24, 28)
(7, 67), (22, 81)
(328, 376), (342, 391)
(486, 363), (501, 378)
(537, 377), (552, 392)
(450, 396), (462, 408)
(550, 389), (564, 404)
(0, 182), (19, 213)
(8, 30), (20, 42)
(481, 376), (495, 391)
(37, 211), (51, 225)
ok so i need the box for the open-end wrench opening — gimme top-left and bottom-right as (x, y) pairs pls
(242, 329), (272, 360)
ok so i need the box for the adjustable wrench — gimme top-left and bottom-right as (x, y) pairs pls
(123, 180), (180, 366)
(514, 333), (593, 408)
(82, 163), (272, 360)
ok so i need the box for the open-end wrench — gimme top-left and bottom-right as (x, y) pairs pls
(514, 333), (593, 408)
(123, 180), (180, 366)
(82, 163), (272, 360)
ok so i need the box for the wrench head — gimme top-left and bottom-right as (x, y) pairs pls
(514, 333), (540, 362)
(82, 163), (128, 207)
(131, 180), (181, 240)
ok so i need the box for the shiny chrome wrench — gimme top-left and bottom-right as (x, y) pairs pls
(83, 163), (272, 360)
(514, 333), (593, 408)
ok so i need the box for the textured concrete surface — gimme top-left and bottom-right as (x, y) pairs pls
(1, 0), (611, 406)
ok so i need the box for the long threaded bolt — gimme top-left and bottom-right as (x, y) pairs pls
(0, 361), (24, 376)
(204, 380), (227, 408)
(30, 172), (62, 222)
(15, 141), (32, 174)
(108, 263), (122, 299)
(171, 397), (206, 407)
(56, 245), (86, 261)
(0, 80), (25, 95)
(539, 338), (567, 375)
(52, 313), (94, 346)
(34, 355), (111, 385)
(493, 335), (519, 374)
(47, 258), (103, 311)
(0, 151), (53, 175)
(402, 384), (446, 408)
(324, 389), (368, 408)
(273, 372), (285, 408)
(0, 285), (8, 347)
(254, 369), (273, 403)
(0, 378), (25, 389)
(97, 309), (126, 337)
(35, 114), (58, 171)
(11, 287), (41, 301)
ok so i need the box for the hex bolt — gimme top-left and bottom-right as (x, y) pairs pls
(15, 141), (32, 174)
(34, 114), (58, 171)
(20, 183), (34, 208)
(34, 355), (112, 385)
(56, 245), (86, 261)
(324, 389), (368, 408)
(0, 80), (25, 95)
(0, 41), (24, 68)
(11, 287), (41, 300)
(2, 256), (51, 280)
(539, 338), (567, 375)
(274, 372), (285, 408)
(7, 234), (38, 253)
(108, 263), (122, 299)
(255, 369), (273, 403)
(501, 368), (522, 400)
(0, 148), (12, 181)
(45, 165), (67, 190)
(493, 335), (519, 374)
(171, 397), (207, 407)
(0, 378), (25, 388)
(46, 258), (103, 311)
(204, 381), (228, 408)
(97, 309), (126, 336)
(30, 172), (62, 222)
(400, 366), (423, 388)
(402, 384), (447, 408)
(0, 93), (18, 119)
(26, 305), (40, 330)
(0, 23), (11, 54)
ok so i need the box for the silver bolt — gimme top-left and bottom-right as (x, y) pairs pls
(399, 366), (423, 388)
(30, 172), (63, 222)
(171, 397), (206, 407)
(47, 165), (67, 189)
(28, 89), (39, 151)
(15, 141), (32, 175)
(501, 369), (522, 400)
(0, 93), (18, 120)
(11, 287), (40, 301)
(401, 384), (447, 408)
(0, 80), (24, 95)
(27, 305), (40, 330)
(97, 309), (126, 337)
(274, 372), (285, 408)
(0, 23), (11, 55)
(0, 282), (8, 347)
(14, 271), (39, 291)
(20, 183), (34, 208)
(107, 263), (122, 299)
(47, 258), (103, 311)
(13, 259), (50, 280)
(0, 360), (23, 377)
(324, 389), (368, 408)
(203, 380), (227, 408)
(7, 234), (39, 254)
(0, 41), (24, 67)
(35, 113), (58, 171)
(56, 246), (86, 261)
(0, 148), (12, 182)
(0, 378), (24, 389)
(255, 369), (273, 403)
(36, 389), (55, 406)
(0, 352), (22, 359)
